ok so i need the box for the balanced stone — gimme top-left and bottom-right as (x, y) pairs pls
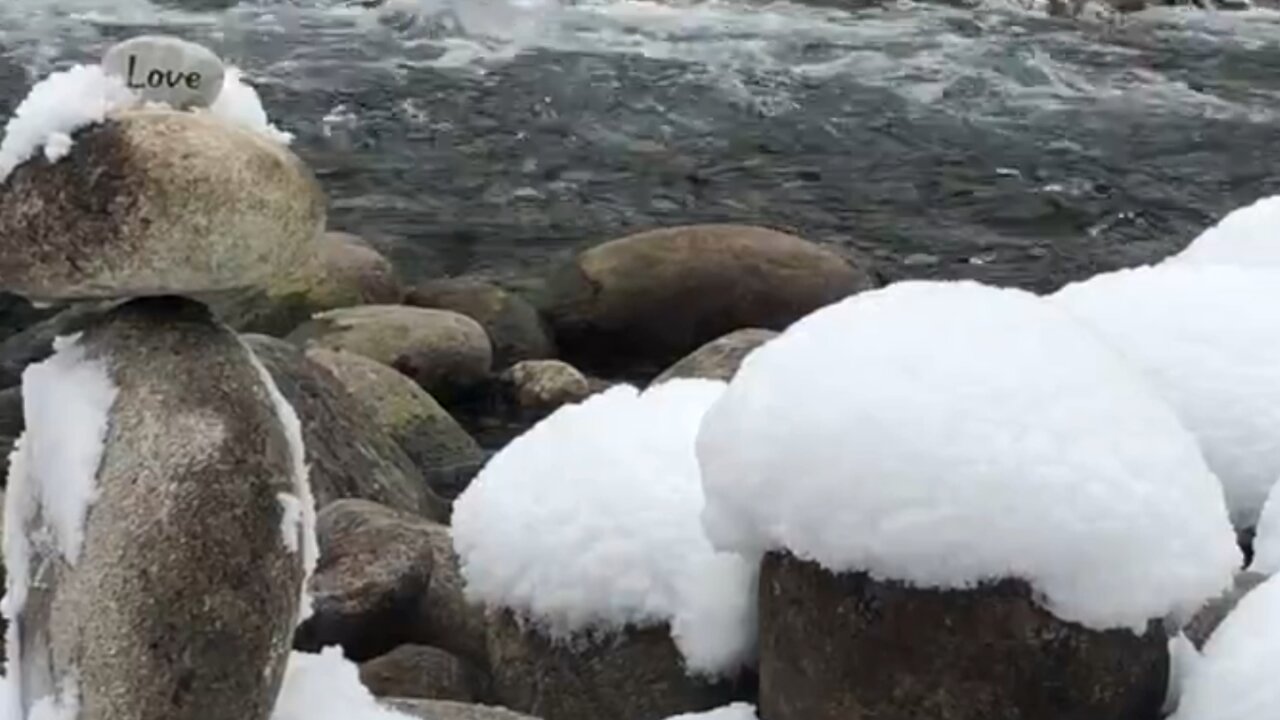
(102, 35), (226, 109)
(0, 109), (325, 303)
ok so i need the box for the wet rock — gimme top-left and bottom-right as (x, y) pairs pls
(244, 335), (448, 521)
(212, 231), (404, 337)
(383, 699), (541, 720)
(289, 305), (493, 402)
(1183, 570), (1269, 649)
(294, 500), (441, 662)
(758, 551), (1168, 720)
(0, 385), (23, 484)
(0, 109), (325, 303)
(405, 278), (555, 367)
(651, 328), (778, 385)
(359, 644), (486, 702)
(498, 360), (591, 416)
(0, 293), (61, 346)
(486, 611), (741, 720)
(540, 224), (873, 376)
(306, 347), (484, 499)
(12, 297), (303, 720)
(0, 301), (118, 389)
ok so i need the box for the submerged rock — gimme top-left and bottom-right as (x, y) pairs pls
(9, 297), (305, 720)
(306, 347), (483, 499)
(541, 224), (873, 375)
(359, 644), (487, 702)
(0, 109), (325, 303)
(244, 335), (449, 522)
(650, 328), (778, 385)
(757, 551), (1168, 720)
(405, 278), (556, 368)
(289, 305), (493, 402)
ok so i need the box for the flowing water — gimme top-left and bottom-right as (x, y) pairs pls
(0, 0), (1277, 291)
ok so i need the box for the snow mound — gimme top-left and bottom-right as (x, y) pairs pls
(451, 380), (757, 676)
(1169, 574), (1280, 720)
(0, 63), (290, 183)
(1170, 195), (1280, 267)
(1053, 263), (1280, 529)
(1251, 482), (1280, 574)
(697, 280), (1240, 632)
(663, 703), (759, 720)
(271, 648), (415, 720)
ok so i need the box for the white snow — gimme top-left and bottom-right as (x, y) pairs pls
(1052, 263), (1280, 529)
(1169, 574), (1280, 720)
(245, 343), (318, 624)
(26, 677), (78, 720)
(1169, 195), (1280, 267)
(270, 648), (415, 720)
(1163, 633), (1201, 717)
(697, 280), (1240, 632)
(451, 380), (758, 677)
(0, 63), (291, 183)
(663, 703), (759, 720)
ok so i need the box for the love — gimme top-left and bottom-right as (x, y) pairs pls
(125, 54), (202, 91)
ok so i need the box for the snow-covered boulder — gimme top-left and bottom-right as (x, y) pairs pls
(1168, 574), (1280, 720)
(541, 224), (873, 376)
(0, 101), (323, 302)
(5, 296), (312, 720)
(452, 381), (754, 720)
(289, 306), (493, 403)
(1052, 263), (1280, 529)
(696, 280), (1240, 720)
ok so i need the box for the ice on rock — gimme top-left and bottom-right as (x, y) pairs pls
(1169, 574), (1280, 720)
(271, 648), (416, 720)
(0, 62), (291, 183)
(697, 280), (1240, 632)
(1170, 195), (1280, 267)
(451, 380), (758, 676)
(663, 703), (759, 720)
(1053, 263), (1280, 529)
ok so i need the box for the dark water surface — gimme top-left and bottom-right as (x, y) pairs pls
(1, 0), (1277, 291)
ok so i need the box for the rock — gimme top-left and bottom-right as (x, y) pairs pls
(244, 335), (448, 522)
(0, 292), (62, 346)
(212, 232), (403, 337)
(102, 36), (226, 109)
(416, 519), (489, 667)
(0, 385), (23, 484)
(294, 500), (441, 661)
(359, 645), (486, 702)
(306, 347), (484, 499)
(1183, 570), (1269, 648)
(485, 611), (740, 720)
(650, 328), (778, 385)
(11, 296), (304, 720)
(758, 551), (1168, 720)
(0, 301), (118, 389)
(541, 225), (873, 375)
(498, 360), (591, 416)
(0, 109), (325, 303)
(405, 278), (555, 367)
(288, 306), (493, 401)
(383, 699), (540, 720)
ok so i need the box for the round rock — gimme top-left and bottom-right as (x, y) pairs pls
(0, 109), (325, 303)
(405, 278), (555, 368)
(102, 35), (226, 110)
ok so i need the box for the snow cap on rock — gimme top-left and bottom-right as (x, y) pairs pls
(697, 279), (1240, 632)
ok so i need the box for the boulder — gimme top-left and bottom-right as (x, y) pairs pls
(651, 328), (778, 385)
(758, 551), (1168, 720)
(0, 385), (23, 483)
(289, 306), (492, 402)
(10, 296), (305, 720)
(359, 645), (486, 702)
(294, 500), (440, 661)
(405, 278), (555, 367)
(0, 109), (325, 303)
(485, 611), (741, 720)
(416, 520), (489, 667)
(540, 225), (873, 375)
(0, 300), (118, 389)
(497, 360), (591, 417)
(212, 231), (403, 337)
(1183, 570), (1269, 648)
(101, 36), (226, 110)
(244, 335), (448, 522)
(383, 699), (541, 720)
(306, 347), (483, 499)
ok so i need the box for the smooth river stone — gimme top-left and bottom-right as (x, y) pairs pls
(102, 35), (226, 109)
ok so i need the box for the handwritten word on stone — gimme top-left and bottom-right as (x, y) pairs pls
(103, 36), (226, 110)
